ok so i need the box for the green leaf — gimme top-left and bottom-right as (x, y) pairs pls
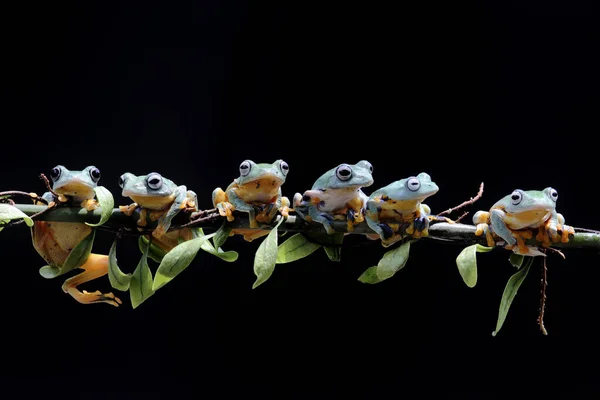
(108, 239), (132, 291)
(0, 203), (34, 227)
(212, 222), (232, 249)
(129, 239), (154, 309)
(323, 245), (342, 261)
(375, 240), (412, 281)
(152, 235), (209, 291)
(455, 244), (493, 288)
(276, 233), (321, 264)
(492, 257), (533, 336)
(357, 266), (384, 284)
(139, 235), (168, 263)
(508, 253), (525, 269)
(252, 217), (284, 289)
(86, 186), (114, 227)
(39, 229), (96, 279)
(196, 228), (238, 262)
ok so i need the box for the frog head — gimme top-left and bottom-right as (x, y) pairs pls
(119, 172), (179, 210)
(497, 187), (558, 220)
(49, 165), (100, 202)
(235, 159), (289, 189)
(312, 160), (374, 190)
(384, 172), (439, 202)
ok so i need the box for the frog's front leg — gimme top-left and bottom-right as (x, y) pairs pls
(227, 188), (258, 228)
(61, 253), (122, 307)
(555, 213), (575, 243)
(213, 187), (235, 222)
(489, 208), (517, 247)
(153, 186), (192, 238)
(119, 202), (139, 216)
(473, 210), (495, 247)
(407, 204), (432, 238)
(80, 199), (99, 211)
(365, 200), (396, 243)
(308, 205), (336, 235)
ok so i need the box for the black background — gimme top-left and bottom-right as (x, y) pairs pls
(2, 1), (599, 398)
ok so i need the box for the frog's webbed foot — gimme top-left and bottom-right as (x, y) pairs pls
(119, 203), (139, 216)
(312, 211), (336, 235)
(410, 214), (430, 238)
(61, 254), (122, 307)
(215, 201), (236, 222)
(504, 229), (533, 255)
(279, 196), (290, 218)
(475, 223), (496, 247)
(80, 199), (99, 211)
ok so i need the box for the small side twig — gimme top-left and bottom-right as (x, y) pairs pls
(572, 226), (600, 234)
(454, 211), (469, 223)
(437, 182), (484, 217)
(537, 255), (549, 336)
(39, 173), (59, 198)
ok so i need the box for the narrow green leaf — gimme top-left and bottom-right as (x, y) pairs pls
(323, 245), (342, 261)
(357, 266), (384, 284)
(508, 253), (525, 269)
(455, 244), (482, 288)
(0, 203), (34, 227)
(252, 218), (284, 289)
(108, 239), (132, 291)
(212, 222), (232, 249)
(196, 228), (238, 262)
(476, 244), (494, 253)
(152, 235), (209, 291)
(129, 240), (154, 309)
(39, 229), (96, 279)
(86, 186), (114, 227)
(375, 240), (412, 281)
(492, 258), (533, 336)
(276, 233), (321, 264)
(139, 235), (168, 263)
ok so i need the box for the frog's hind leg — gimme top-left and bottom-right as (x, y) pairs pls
(61, 253), (122, 307)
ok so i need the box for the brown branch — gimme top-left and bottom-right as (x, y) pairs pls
(437, 182), (484, 217)
(537, 255), (549, 336)
(454, 211), (469, 223)
(39, 173), (59, 198)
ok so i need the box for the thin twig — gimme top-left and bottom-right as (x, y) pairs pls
(437, 182), (484, 217)
(537, 255), (548, 336)
(0, 191), (48, 205)
(572, 226), (600, 234)
(546, 247), (566, 259)
(39, 173), (59, 198)
(454, 211), (469, 223)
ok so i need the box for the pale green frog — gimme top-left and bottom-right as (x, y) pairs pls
(212, 159), (290, 241)
(473, 187), (575, 256)
(32, 165), (122, 306)
(365, 172), (439, 247)
(293, 160), (374, 234)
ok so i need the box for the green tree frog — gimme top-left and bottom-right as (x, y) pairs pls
(32, 165), (122, 306)
(365, 172), (439, 247)
(119, 172), (198, 239)
(212, 159), (290, 241)
(472, 187), (575, 256)
(293, 160), (374, 234)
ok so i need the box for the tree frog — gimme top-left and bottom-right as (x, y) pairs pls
(119, 172), (198, 239)
(212, 159), (290, 242)
(472, 187), (575, 256)
(365, 172), (439, 247)
(293, 160), (374, 234)
(32, 165), (122, 306)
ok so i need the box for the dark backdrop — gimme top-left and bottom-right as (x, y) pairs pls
(2, 1), (599, 398)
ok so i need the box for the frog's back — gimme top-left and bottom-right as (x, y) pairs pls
(32, 221), (92, 267)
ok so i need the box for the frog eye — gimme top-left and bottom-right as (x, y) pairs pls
(89, 167), (101, 183)
(146, 173), (163, 190)
(118, 175), (126, 188)
(549, 188), (558, 202)
(279, 160), (289, 175)
(336, 164), (352, 181)
(50, 166), (62, 181)
(239, 160), (252, 177)
(365, 161), (373, 173)
(406, 177), (421, 192)
(510, 190), (523, 205)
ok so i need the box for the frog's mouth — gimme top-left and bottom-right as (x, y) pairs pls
(504, 207), (554, 229)
(54, 180), (95, 200)
(125, 193), (176, 210)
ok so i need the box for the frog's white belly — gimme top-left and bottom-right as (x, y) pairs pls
(312, 189), (366, 212)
